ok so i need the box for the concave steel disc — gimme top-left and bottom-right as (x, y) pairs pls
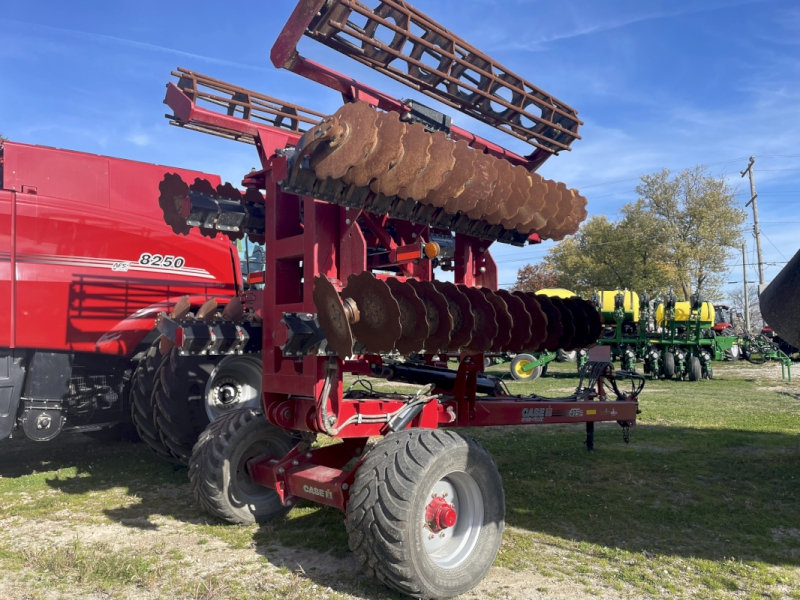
(551, 297), (577, 350)
(160, 294), (192, 355)
(158, 173), (191, 236)
(431, 281), (474, 352)
(535, 295), (564, 352)
(479, 288), (513, 350)
(481, 159), (516, 225)
(406, 279), (453, 352)
(499, 166), (532, 230)
(580, 298), (603, 345)
(313, 275), (354, 359)
(342, 272), (402, 354)
(310, 101), (380, 181)
(513, 292), (548, 352)
(438, 141), (478, 213)
(459, 286), (498, 353)
(372, 121), (431, 198)
(400, 130), (455, 201)
(494, 289), (531, 353)
(344, 110), (406, 189)
(457, 150), (498, 218)
(386, 278), (429, 355)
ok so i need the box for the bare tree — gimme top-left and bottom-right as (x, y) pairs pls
(727, 285), (762, 333)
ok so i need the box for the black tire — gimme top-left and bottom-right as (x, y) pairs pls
(129, 340), (181, 464)
(663, 351), (676, 380)
(346, 429), (505, 599)
(153, 348), (214, 465)
(689, 356), (702, 382)
(510, 353), (541, 380)
(189, 407), (299, 525)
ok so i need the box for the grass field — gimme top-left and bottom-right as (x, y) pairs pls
(0, 360), (798, 599)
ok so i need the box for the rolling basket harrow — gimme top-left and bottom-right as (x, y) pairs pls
(154, 1), (644, 596)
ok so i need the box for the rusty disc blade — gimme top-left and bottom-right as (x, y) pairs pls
(344, 110), (406, 189)
(499, 166), (532, 230)
(494, 289), (531, 353)
(342, 272), (402, 354)
(459, 150), (498, 218)
(515, 174), (549, 233)
(459, 286), (498, 352)
(160, 295), (192, 355)
(310, 102), (380, 181)
(535, 295), (564, 352)
(196, 298), (219, 322)
(431, 281), (474, 351)
(436, 141), (477, 213)
(479, 288), (512, 350)
(313, 275), (354, 359)
(372, 121), (431, 198)
(550, 297), (577, 350)
(158, 173), (191, 236)
(386, 278), (429, 355)
(481, 159), (517, 225)
(221, 296), (244, 322)
(513, 292), (547, 351)
(406, 279), (453, 352)
(580, 299), (603, 345)
(400, 130), (456, 201)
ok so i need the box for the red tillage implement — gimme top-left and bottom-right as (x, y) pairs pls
(156, 2), (644, 597)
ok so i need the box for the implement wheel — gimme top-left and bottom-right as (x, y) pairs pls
(689, 356), (702, 382)
(510, 353), (541, 380)
(189, 407), (299, 525)
(129, 339), (181, 465)
(346, 429), (504, 598)
(153, 349), (214, 465)
(663, 351), (676, 380)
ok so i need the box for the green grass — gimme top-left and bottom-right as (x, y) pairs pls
(0, 360), (798, 598)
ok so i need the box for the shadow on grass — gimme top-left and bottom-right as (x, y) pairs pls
(3, 420), (799, 596)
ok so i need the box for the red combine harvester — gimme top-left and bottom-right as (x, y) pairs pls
(0, 141), (267, 463)
(153, 1), (645, 597)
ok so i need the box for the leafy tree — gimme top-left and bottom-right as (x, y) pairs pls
(0, 132), (6, 142)
(526, 167), (744, 300)
(513, 263), (558, 292)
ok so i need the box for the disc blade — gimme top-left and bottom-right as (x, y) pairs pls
(431, 281), (474, 351)
(406, 279), (453, 352)
(312, 275), (353, 359)
(494, 289), (531, 353)
(460, 286), (498, 352)
(342, 272), (402, 354)
(386, 278), (429, 355)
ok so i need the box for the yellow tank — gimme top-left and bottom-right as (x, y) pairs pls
(536, 288), (576, 299)
(655, 301), (715, 326)
(596, 290), (639, 323)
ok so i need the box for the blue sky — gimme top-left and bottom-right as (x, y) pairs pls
(1, 0), (798, 299)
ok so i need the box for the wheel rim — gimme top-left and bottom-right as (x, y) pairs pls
(421, 471), (484, 569)
(232, 437), (283, 506)
(205, 355), (262, 421)
(514, 359), (532, 378)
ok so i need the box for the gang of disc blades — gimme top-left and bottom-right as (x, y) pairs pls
(386, 278), (429, 355)
(494, 289), (531, 353)
(551, 297), (577, 350)
(535, 294), (564, 352)
(372, 121), (431, 198)
(344, 110), (406, 189)
(342, 271), (402, 354)
(406, 279), (453, 352)
(459, 286), (498, 352)
(458, 150), (497, 218)
(431, 280), (474, 351)
(310, 102), (380, 181)
(479, 288), (512, 350)
(437, 141), (477, 213)
(312, 275), (354, 359)
(400, 130), (456, 201)
(580, 298), (603, 345)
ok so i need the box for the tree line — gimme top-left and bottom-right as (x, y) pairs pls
(514, 167), (747, 302)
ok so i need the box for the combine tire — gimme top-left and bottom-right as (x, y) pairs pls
(510, 354), (541, 380)
(189, 407), (299, 525)
(663, 352), (676, 380)
(153, 348), (214, 465)
(130, 340), (181, 464)
(346, 429), (504, 599)
(689, 356), (702, 382)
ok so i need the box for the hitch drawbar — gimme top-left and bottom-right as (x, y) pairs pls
(156, 313), (261, 356)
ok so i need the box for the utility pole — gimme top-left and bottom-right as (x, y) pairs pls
(742, 243), (751, 333)
(741, 156), (765, 286)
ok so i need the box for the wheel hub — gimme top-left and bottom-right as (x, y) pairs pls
(426, 496), (457, 533)
(213, 377), (241, 407)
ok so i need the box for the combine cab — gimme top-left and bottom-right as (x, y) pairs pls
(152, 1), (644, 596)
